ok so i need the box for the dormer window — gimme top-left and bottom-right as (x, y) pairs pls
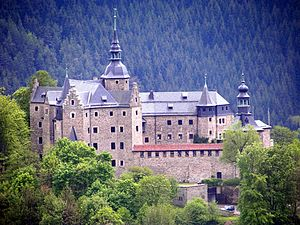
(102, 96), (107, 102)
(181, 92), (188, 99)
(41, 92), (46, 98)
(167, 103), (174, 109)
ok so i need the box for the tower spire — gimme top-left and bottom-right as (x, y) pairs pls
(204, 73), (207, 87)
(65, 65), (68, 78)
(109, 8), (122, 61)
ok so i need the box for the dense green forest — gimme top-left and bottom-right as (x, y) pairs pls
(0, 0), (299, 127)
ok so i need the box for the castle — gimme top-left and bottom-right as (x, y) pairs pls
(30, 10), (271, 182)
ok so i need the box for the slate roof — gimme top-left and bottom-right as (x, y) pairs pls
(133, 143), (223, 152)
(31, 78), (131, 108)
(233, 116), (271, 131)
(69, 126), (78, 141)
(140, 91), (229, 116)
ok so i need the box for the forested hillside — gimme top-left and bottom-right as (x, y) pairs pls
(0, 0), (299, 127)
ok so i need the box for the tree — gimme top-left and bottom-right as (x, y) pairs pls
(193, 134), (209, 143)
(221, 122), (260, 164)
(271, 125), (299, 145)
(138, 204), (177, 225)
(238, 142), (299, 224)
(120, 166), (153, 182)
(90, 206), (123, 225)
(179, 198), (219, 225)
(40, 191), (64, 225)
(0, 95), (34, 174)
(41, 138), (114, 197)
(136, 175), (177, 207)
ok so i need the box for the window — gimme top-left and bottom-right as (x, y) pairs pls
(167, 134), (172, 140)
(122, 111), (126, 116)
(93, 143), (98, 150)
(120, 126), (124, 132)
(111, 142), (116, 150)
(45, 108), (49, 114)
(135, 110), (138, 115)
(70, 112), (75, 118)
(111, 160), (116, 167)
(136, 126), (139, 132)
(209, 117), (212, 122)
(140, 152), (144, 158)
(209, 130), (212, 135)
(189, 119), (193, 125)
(120, 160), (124, 167)
(116, 80), (119, 84)
(217, 172), (222, 179)
(38, 137), (43, 145)
(167, 120), (172, 125)
(219, 118), (222, 124)
(178, 151), (182, 157)
(222, 118), (225, 123)
(185, 151), (189, 157)
(170, 151), (174, 157)
(178, 133), (183, 140)
(120, 142), (124, 150)
(179, 196), (183, 201)
(163, 152), (167, 157)
(193, 151), (197, 157)
(200, 150), (204, 156)
(226, 106), (228, 110)
(93, 127), (98, 133)
(209, 108), (212, 111)
(157, 134), (162, 140)
(35, 106), (39, 111)
(189, 134), (194, 139)
(94, 111), (98, 117)
(145, 137), (149, 143)
(148, 152), (152, 158)
(155, 152), (159, 158)
(219, 133), (222, 139)
(135, 97), (138, 102)
(111, 127), (116, 133)
(38, 121), (42, 128)
(88, 128), (90, 133)
(85, 113), (88, 117)
(208, 151), (212, 156)
(110, 111), (113, 116)
(178, 120), (183, 125)
(222, 106), (224, 110)
(216, 150), (220, 157)
(71, 99), (75, 105)
(203, 108), (206, 112)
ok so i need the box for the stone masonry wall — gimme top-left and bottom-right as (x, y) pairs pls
(103, 78), (129, 91)
(131, 150), (235, 183)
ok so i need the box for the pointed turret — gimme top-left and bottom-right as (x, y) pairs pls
(197, 74), (214, 106)
(101, 8), (130, 91)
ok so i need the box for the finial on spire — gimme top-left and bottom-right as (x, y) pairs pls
(65, 65), (68, 78)
(204, 73), (207, 86)
(113, 8), (117, 31)
(241, 72), (245, 83)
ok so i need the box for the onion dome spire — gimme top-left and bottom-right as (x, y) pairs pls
(110, 8), (122, 61)
(238, 72), (249, 93)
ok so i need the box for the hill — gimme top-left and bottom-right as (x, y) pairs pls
(0, 0), (299, 127)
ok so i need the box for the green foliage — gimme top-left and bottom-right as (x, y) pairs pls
(0, 95), (35, 175)
(29, 70), (57, 88)
(90, 206), (123, 225)
(40, 191), (64, 225)
(41, 138), (114, 197)
(201, 178), (223, 187)
(221, 122), (260, 164)
(120, 166), (153, 182)
(223, 178), (240, 186)
(136, 175), (176, 207)
(180, 198), (219, 225)
(271, 125), (299, 145)
(138, 204), (177, 225)
(237, 141), (300, 224)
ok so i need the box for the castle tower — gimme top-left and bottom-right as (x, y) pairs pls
(236, 73), (251, 126)
(101, 8), (130, 91)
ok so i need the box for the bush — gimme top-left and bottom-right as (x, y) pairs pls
(223, 178), (240, 186)
(201, 178), (223, 187)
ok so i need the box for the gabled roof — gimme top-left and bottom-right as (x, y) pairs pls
(31, 86), (62, 103)
(140, 91), (229, 116)
(197, 84), (215, 106)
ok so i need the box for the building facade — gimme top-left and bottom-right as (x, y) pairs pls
(30, 11), (271, 180)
